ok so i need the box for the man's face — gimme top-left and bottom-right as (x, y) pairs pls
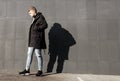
(28, 10), (36, 17)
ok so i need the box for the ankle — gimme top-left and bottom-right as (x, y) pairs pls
(26, 68), (30, 71)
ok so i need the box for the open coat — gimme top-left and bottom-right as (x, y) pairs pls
(28, 12), (48, 49)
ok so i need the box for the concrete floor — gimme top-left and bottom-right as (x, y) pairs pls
(0, 73), (120, 81)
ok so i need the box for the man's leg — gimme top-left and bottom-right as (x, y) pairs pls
(35, 49), (43, 71)
(19, 47), (34, 75)
(25, 47), (35, 71)
(35, 49), (43, 76)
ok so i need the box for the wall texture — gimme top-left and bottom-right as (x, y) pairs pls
(0, 0), (120, 75)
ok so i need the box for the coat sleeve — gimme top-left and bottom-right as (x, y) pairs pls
(34, 15), (48, 31)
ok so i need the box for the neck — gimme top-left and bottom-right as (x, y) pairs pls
(33, 13), (37, 18)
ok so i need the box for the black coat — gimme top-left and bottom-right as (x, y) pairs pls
(28, 12), (48, 49)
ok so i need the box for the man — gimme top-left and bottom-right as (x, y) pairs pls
(19, 6), (48, 76)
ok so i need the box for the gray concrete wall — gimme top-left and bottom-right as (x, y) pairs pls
(0, 0), (120, 75)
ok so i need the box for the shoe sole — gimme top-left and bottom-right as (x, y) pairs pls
(36, 73), (43, 77)
(36, 74), (42, 77)
(25, 73), (30, 76)
(19, 73), (30, 76)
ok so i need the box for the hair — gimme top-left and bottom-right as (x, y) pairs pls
(28, 6), (37, 13)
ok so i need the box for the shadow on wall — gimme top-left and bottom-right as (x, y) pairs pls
(47, 23), (76, 73)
